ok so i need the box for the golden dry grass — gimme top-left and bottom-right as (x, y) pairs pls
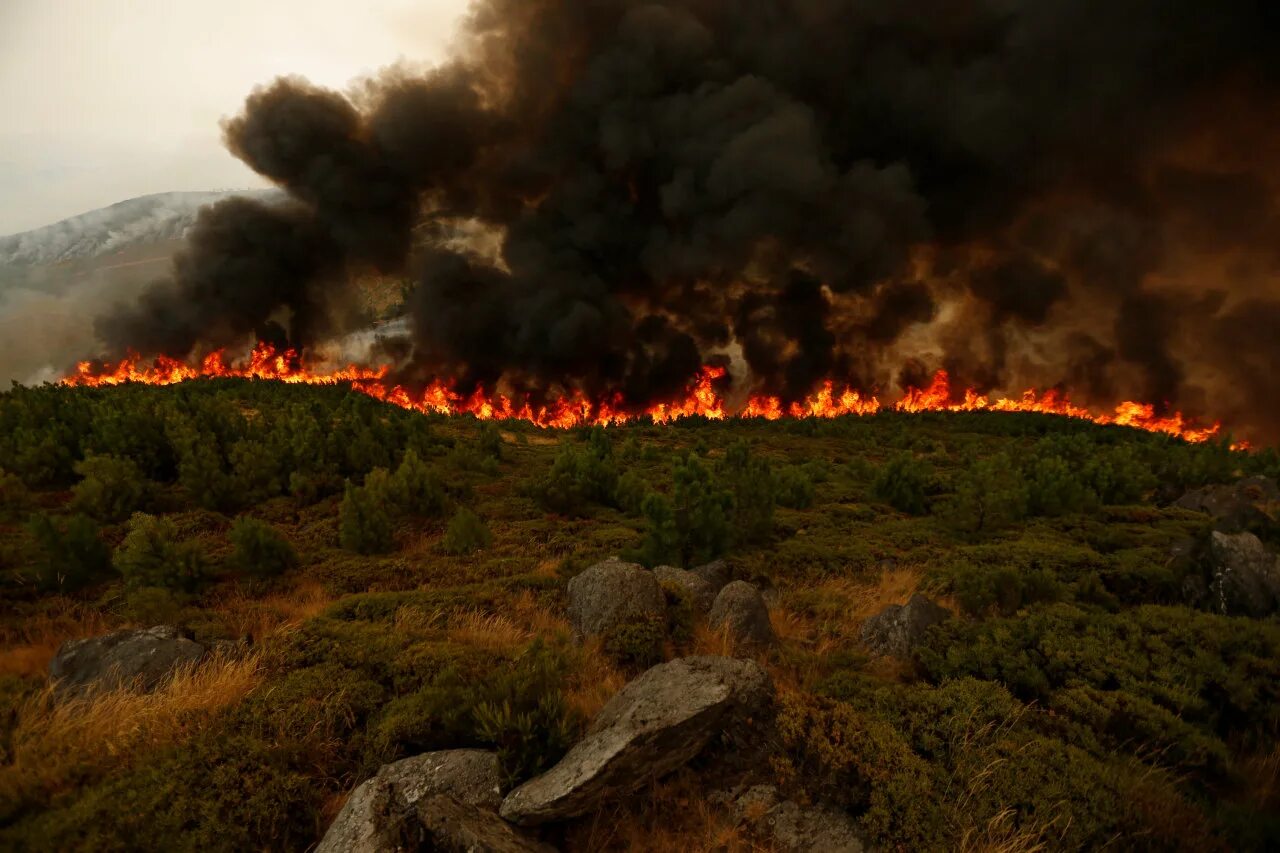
(565, 773), (771, 852)
(213, 581), (334, 643)
(447, 609), (531, 651)
(0, 599), (112, 679)
(957, 809), (1053, 853)
(1238, 744), (1280, 812)
(0, 651), (262, 807)
(564, 636), (627, 720)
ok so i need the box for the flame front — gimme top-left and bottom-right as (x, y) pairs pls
(63, 343), (1228, 444)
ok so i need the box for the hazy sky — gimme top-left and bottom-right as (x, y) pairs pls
(0, 0), (471, 235)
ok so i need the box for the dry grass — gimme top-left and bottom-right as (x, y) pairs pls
(1237, 744), (1280, 812)
(0, 651), (262, 807)
(213, 581), (334, 643)
(957, 809), (1053, 853)
(447, 610), (531, 651)
(565, 773), (771, 852)
(564, 636), (627, 720)
(0, 599), (113, 679)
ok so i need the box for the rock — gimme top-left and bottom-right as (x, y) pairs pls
(1175, 477), (1279, 532)
(691, 558), (731, 591)
(860, 594), (952, 658)
(654, 565), (717, 612)
(1207, 531), (1280, 617)
(708, 581), (777, 652)
(317, 750), (503, 853)
(726, 786), (867, 852)
(500, 656), (773, 826)
(566, 558), (665, 640)
(49, 625), (207, 695)
(416, 795), (557, 852)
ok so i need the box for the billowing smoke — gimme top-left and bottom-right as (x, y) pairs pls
(94, 0), (1280, 440)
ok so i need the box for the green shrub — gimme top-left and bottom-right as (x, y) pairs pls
(229, 518), (299, 578)
(443, 507), (491, 556)
(872, 453), (932, 515)
(0, 469), (32, 521)
(639, 493), (679, 567)
(114, 512), (207, 593)
(477, 422), (504, 461)
(389, 450), (449, 517)
(25, 512), (112, 592)
(719, 441), (776, 544)
(615, 470), (649, 516)
(339, 482), (394, 554)
(774, 465), (816, 509)
(603, 615), (667, 669)
(533, 437), (618, 516)
(1025, 454), (1097, 517)
(944, 453), (1029, 534)
(70, 454), (152, 522)
(669, 453), (731, 566)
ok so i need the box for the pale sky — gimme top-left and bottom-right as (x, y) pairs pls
(0, 0), (471, 235)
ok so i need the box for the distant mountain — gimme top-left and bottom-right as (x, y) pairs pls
(0, 190), (278, 270)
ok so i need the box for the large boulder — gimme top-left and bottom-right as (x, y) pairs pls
(317, 750), (503, 853)
(691, 559), (732, 591)
(708, 581), (776, 652)
(415, 795), (557, 852)
(654, 565), (717, 613)
(500, 656), (773, 826)
(1207, 531), (1280, 617)
(49, 625), (207, 695)
(728, 785), (867, 853)
(860, 594), (952, 658)
(566, 558), (665, 640)
(1175, 477), (1279, 532)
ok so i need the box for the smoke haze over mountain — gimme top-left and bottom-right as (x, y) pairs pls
(89, 0), (1280, 441)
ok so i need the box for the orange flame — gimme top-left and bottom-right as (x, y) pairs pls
(62, 343), (1229, 443)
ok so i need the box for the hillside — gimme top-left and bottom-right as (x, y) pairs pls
(0, 380), (1278, 851)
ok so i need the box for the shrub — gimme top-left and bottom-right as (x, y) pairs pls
(669, 453), (732, 566)
(25, 513), (112, 593)
(603, 615), (666, 670)
(1024, 454), (1097, 517)
(719, 441), (775, 544)
(872, 453), (932, 515)
(389, 450), (449, 517)
(339, 483), (394, 555)
(443, 508), (491, 556)
(114, 512), (207, 593)
(0, 469), (32, 521)
(615, 470), (649, 516)
(229, 518), (299, 579)
(774, 465), (816, 509)
(944, 454), (1029, 534)
(638, 493), (679, 567)
(70, 454), (152, 523)
(477, 422), (504, 461)
(533, 439), (618, 516)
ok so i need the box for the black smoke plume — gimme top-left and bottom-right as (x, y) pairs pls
(95, 0), (1280, 440)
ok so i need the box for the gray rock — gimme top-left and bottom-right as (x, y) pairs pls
(708, 581), (777, 652)
(49, 625), (207, 695)
(317, 750), (503, 853)
(566, 558), (665, 640)
(728, 786), (867, 852)
(416, 795), (557, 852)
(1208, 531), (1280, 617)
(860, 595), (951, 658)
(692, 558), (731, 591)
(500, 656), (773, 826)
(1176, 477), (1279, 532)
(654, 565), (717, 612)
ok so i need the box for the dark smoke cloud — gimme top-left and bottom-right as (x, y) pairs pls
(94, 0), (1280, 440)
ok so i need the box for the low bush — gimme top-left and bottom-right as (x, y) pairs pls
(229, 518), (299, 579)
(24, 513), (113, 593)
(70, 454), (153, 523)
(339, 482), (394, 555)
(113, 512), (208, 593)
(872, 453), (932, 515)
(443, 508), (491, 556)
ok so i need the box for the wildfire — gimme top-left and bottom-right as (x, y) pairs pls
(63, 342), (1228, 443)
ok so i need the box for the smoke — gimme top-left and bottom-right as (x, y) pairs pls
(92, 0), (1280, 440)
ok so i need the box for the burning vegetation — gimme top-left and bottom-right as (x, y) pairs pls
(66, 341), (1224, 442)
(77, 1), (1280, 443)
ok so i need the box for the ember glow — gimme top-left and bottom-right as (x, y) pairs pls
(64, 343), (1226, 442)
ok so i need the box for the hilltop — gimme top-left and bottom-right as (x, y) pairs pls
(0, 379), (1277, 851)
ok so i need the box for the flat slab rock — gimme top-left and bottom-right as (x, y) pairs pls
(860, 595), (952, 658)
(416, 795), (557, 852)
(316, 750), (504, 853)
(500, 656), (773, 826)
(49, 625), (207, 695)
(566, 558), (666, 639)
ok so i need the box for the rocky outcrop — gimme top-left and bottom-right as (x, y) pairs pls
(1175, 477), (1279, 532)
(49, 625), (207, 695)
(708, 581), (776, 652)
(316, 750), (504, 853)
(1207, 531), (1280, 617)
(416, 795), (557, 852)
(860, 595), (952, 658)
(654, 565), (718, 612)
(566, 559), (666, 640)
(726, 785), (867, 852)
(500, 656), (774, 826)
(691, 559), (732, 591)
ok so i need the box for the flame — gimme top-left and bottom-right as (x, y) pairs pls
(62, 343), (1230, 444)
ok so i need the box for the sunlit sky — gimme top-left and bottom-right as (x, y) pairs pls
(0, 0), (471, 234)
